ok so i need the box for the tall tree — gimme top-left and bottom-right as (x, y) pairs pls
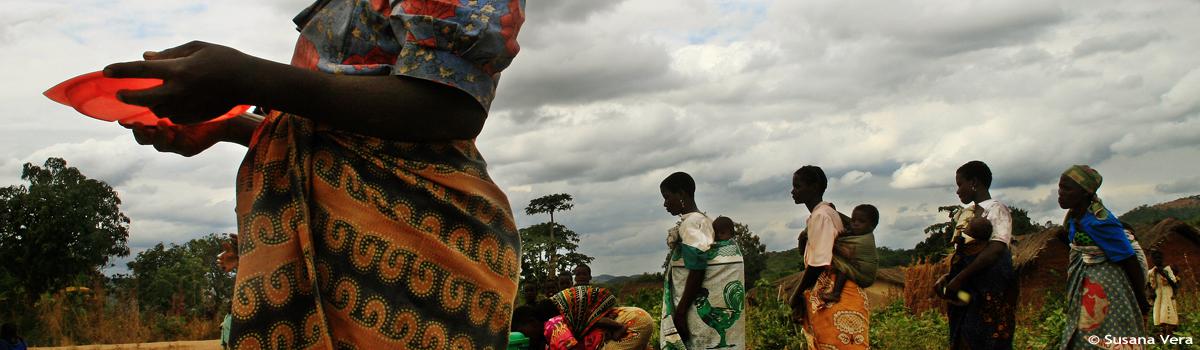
(127, 233), (235, 316)
(518, 222), (592, 289)
(0, 158), (130, 304)
(524, 193), (573, 278)
(732, 221), (768, 288)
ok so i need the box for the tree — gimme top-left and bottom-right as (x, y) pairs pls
(0, 158), (130, 304)
(1011, 207), (1042, 236)
(732, 222), (767, 288)
(524, 193), (574, 278)
(518, 222), (593, 289)
(127, 234), (235, 316)
(912, 205), (961, 262)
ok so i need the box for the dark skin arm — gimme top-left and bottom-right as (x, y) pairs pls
(673, 268), (704, 345)
(789, 265), (827, 321)
(1119, 257), (1151, 315)
(592, 317), (628, 341)
(944, 241), (1006, 293)
(105, 41), (485, 143)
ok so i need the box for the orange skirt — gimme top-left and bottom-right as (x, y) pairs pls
(228, 114), (520, 349)
(801, 270), (871, 349)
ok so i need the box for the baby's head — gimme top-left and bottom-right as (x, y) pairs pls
(850, 204), (879, 235)
(713, 216), (736, 241)
(966, 216), (992, 241)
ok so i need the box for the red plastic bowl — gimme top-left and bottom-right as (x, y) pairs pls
(44, 71), (250, 126)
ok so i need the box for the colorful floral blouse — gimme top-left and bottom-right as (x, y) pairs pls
(290, 0), (524, 110)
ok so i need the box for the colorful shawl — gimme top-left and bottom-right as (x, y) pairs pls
(544, 306), (655, 350)
(552, 287), (617, 340)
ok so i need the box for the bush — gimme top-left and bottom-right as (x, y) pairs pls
(745, 279), (806, 349)
(869, 300), (948, 349)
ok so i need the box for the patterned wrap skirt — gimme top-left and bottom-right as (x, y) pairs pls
(228, 113), (521, 349)
(1060, 246), (1146, 350)
(801, 270), (871, 350)
(947, 248), (1017, 350)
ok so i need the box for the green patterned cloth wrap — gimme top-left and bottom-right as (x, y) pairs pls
(832, 233), (879, 288)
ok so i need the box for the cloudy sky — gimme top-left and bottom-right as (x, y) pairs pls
(2, 0), (1199, 276)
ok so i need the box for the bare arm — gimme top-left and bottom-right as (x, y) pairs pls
(1120, 257), (1151, 315)
(106, 41), (486, 141)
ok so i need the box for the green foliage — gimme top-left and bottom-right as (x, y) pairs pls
(876, 246), (916, 267)
(127, 233), (235, 316)
(732, 222), (767, 288)
(523, 193), (574, 217)
(519, 222), (593, 287)
(1015, 291), (1068, 349)
(745, 278), (806, 349)
(762, 248), (803, 282)
(1011, 207), (1046, 236)
(523, 193), (575, 281)
(869, 300), (949, 349)
(0, 158), (130, 305)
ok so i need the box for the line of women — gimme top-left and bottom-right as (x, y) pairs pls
(644, 161), (1154, 350)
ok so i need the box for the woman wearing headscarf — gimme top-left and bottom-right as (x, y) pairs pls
(543, 286), (655, 350)
(1057, 165), (1150, 349)
(659, 172), (747, 349)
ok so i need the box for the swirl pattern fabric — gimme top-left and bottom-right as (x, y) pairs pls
(229, 114), (520, 349)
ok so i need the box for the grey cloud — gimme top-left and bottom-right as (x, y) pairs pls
(494, 38), (686, 113)
(1073, 31), (1167, 57)
(524, 1), (627, 25)
(891, 213), (935, 233)
(1157, 176), (1200, 195)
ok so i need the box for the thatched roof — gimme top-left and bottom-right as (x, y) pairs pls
(1135, 218), (1200, 250)
(1012, 227), (1060, 270)
(876, 267), (905, 285)
(1011, 218), (1200, 270)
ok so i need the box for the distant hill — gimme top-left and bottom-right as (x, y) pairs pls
(592, 274), (619, 284)
(1120, 195), (1200, 227)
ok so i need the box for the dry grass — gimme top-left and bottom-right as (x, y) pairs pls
(903, 257), (949, 316)
(30, 283), (219, 346)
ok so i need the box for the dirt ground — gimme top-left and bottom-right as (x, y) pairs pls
(32, 340), (220, 350)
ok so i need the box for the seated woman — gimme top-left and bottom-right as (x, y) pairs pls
(544, 286), (654, 350)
